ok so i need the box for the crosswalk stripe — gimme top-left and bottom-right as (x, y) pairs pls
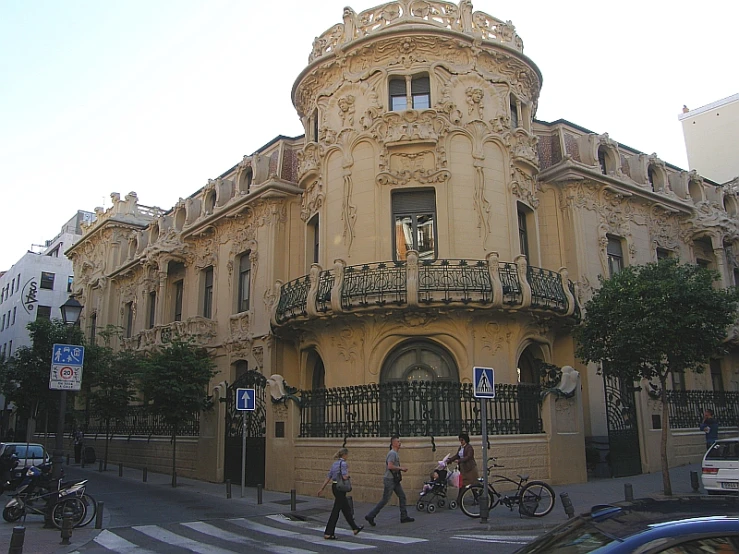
(266, 514), (428, 544)
(94, 529), (158, 554)
(182, 521), (317, 554)
(133, 525), (239, 554)
(228, 518), (375, 551)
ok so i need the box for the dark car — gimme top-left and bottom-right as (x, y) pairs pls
(514, 497), (739, 553)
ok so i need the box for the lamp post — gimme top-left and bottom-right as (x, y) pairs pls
(52, 297), (83, 481)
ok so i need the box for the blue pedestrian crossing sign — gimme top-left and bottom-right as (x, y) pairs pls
(236, 388), (256, 411)
(50, 343), (85, 391)
(473, 367), (495, 398)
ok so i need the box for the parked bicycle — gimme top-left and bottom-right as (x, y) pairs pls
(459, 458), (555, 518)
(3, 472), (89, 529)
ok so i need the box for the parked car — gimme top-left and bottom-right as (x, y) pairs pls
(513, 497), (739, 553)
(703, 438), (739, 494)
(0, 443), (50, 468)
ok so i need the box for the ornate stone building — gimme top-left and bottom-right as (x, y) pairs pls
(66, 1), (738, 495)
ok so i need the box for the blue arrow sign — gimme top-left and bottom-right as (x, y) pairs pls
(236, 388), (256, 411)
(473, 367), (495, 399)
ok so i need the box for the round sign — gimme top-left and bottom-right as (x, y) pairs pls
(59, 366), (75, 380)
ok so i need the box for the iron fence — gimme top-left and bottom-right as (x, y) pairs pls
(68, 406), (200, 437)
(528, 266), (568, 312)
(418, 259), (492, 304)
(299, 381), (542, 438)
(341, 261), (406, 310)
(665, 390), (739, 429)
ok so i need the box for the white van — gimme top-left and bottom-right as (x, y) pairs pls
(702, 438), (739, 494)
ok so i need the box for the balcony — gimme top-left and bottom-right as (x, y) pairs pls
(272, 252), (578, 326)
(123, 316), (218, 351)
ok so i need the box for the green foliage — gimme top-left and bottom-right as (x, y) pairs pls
(0, 318), (84, 418)
(137, 335), (216, 433)
(575, 259), (739, 383)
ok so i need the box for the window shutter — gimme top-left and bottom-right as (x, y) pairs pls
(389, 78), (406, 96)
(393, 190), (436, 214)
(411, 76), (430, 95)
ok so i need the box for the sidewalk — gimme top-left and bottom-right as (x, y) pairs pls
(0, 461), (705, 553)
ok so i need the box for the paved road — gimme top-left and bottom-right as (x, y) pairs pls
(0, 460), (709, 553)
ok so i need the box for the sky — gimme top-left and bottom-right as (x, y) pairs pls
(1, 0), (737, 271)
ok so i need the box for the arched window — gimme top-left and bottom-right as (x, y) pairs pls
(380, 340), (460, 436)
(380, 340), (458, 383)
(233, 360), (248, 382)
(516, 344), (545, 434)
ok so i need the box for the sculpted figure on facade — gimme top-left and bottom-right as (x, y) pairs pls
(465, 86), (485, 119)
(338, 94), (356, 128)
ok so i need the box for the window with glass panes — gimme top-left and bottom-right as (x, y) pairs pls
(607, 236), (624, 276)
(518, 208), (529, 259)
(148, 291), (156, 329)
(173, 280), (184, 322)
(238, 253), (251, 313)
(203, 267), (214, 318)
(40, 272), (55, 290)
(392, 190), (436, 261)
(389, 74), (430, 111)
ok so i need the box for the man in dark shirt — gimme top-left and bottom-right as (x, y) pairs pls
(700, 408), (719, 450)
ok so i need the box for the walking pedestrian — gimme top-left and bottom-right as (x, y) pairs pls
(73, 427), (85, 464)
(364, 436), (415, 526)
(317, 448), (363, 540)
(700, 409), (719, 450)
(446, 432), (479, 490)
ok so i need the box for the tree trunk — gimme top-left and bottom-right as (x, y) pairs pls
(171, 427), (178, 488)
(104, 418), (111, 469)
(660, 377), (672, 496)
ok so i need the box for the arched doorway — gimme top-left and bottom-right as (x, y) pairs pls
(224, 364), (267, 486)
(379, 340), (460, 436)
(516, 344), (545, 434)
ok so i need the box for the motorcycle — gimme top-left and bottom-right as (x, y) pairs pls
(3, 467), (88, 529)
(0, 456), (57, 495)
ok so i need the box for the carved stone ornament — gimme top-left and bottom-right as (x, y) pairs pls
(301, 179), (325, 221)
(376, 150), (450, 187)
(510, 167), (539, 208)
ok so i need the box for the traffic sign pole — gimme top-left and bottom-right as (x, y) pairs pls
(480, 398), (490, 523)
(241, 417), (246, 499)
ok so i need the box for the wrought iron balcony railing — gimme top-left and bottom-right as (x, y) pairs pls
(299, 381), (542, 438)
(273, 252), (577, 325)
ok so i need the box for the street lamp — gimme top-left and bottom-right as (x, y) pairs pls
(52, 296), (83, 481)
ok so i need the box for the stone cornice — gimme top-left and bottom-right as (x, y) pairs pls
(538, 158), (693, 215)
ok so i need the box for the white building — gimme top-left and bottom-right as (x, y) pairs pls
(0, 211), (94, 360)
(679, 93), (739, 184)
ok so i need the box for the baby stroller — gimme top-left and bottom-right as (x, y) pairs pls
(416, 454), (457, 513)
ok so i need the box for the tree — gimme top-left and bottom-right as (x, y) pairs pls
(82, 326), (137, 467)
(575, 258), (739, 495)
(137, 335), (215, 486)
(0, 319), (84, 440)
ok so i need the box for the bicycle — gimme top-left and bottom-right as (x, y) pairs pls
(459, 459), (555, 518)
(3, 479), (89, 529)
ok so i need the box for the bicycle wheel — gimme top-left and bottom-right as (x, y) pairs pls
(51, 497), (87, 529)
(459, 485), (484, 518)
(78, 493), (97, 527)
(519, 481), (555, 517)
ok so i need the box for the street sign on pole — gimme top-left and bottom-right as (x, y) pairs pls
(236, 388), (256, 411)
(473, 367), (495, 398)
(236, 388), (256, 498)
(50, 343), (85, 391)
(473, 366), (494, 521)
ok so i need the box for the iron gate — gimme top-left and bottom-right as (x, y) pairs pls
(224, 370), (267, 486)
(604, 375), (642, 477)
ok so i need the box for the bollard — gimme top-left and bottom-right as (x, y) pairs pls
(143, 467), (148, 483)
(226, 479), (232, 499)
(81, 456), (85, 469)
(624, 483), (633, 502)
(690, 470), (700, 492)
(8, 526), (25, 554)
(257, 484), (263, 505)
(290, 489), (297, 512)
(172, 471), (177, 488)
(560, 492), (575, 519)
(98, 459), (103, 472)
(119, 463), (123, 477)
(95, 501), (104, 530)
(66, 454), (70, 466)
(60, 515), (73, 545)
